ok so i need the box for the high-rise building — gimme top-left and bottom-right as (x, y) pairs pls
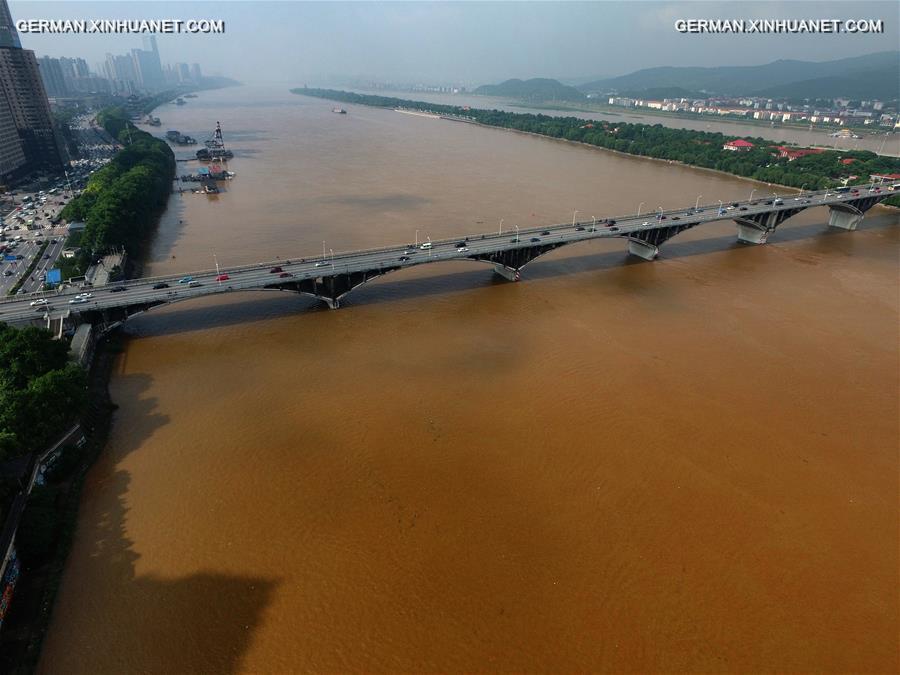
(190, 63), (202, 82)
(0, 0), (66, 174)
(0, 0), (20, 49)
(38, 55), (68, 97)
(131, 47), (163, 90)
(0, 84), (26, 183)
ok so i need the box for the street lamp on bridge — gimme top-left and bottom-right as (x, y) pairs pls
(656, 206), (663, 220)
(514, 225), (519, 242)
(591, 216), (596, 232)
(499, 218), (504, 235)
(572, 210), (579, 226)
(749, 189), (757, 201)
(637, 202), (644, 216)
(695, 195), (702, 209)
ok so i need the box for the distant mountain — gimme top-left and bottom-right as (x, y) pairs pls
(473, 78), (585, 102)
(753, 65), (899, 101)
(579, 51), (899, 100)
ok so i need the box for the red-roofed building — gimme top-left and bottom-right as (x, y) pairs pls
(870, 173), (900, 181)
(772, 145), (824, 161)
(723, 139), (754, 152)
(840, 158), (857, 165)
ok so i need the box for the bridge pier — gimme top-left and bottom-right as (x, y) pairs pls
(736, 223), (769, 244)
(827, 207), (863, 231)
(627, 239), (659, 260)
(491, 263), (520, 281)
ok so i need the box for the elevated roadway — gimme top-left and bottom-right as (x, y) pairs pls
(0, 184), (895, 327)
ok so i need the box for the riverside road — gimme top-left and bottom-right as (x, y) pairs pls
(0, 184), (895, 325)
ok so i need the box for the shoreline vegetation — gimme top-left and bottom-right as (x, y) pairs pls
(56, 108), (175, 280)
(293, 88), (900, 207)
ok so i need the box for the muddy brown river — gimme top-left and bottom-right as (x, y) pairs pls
(37, 85), (898, 673)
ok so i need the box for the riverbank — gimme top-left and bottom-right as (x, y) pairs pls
(0, 330), (118, 674)
(0, 109), (177, 671)
(503, 98), (894, 139)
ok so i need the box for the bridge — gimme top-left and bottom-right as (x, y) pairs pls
(0, 184), (895, 328)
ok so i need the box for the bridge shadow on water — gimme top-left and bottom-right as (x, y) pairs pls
(124, 216), (898, 338)
(38, 370), (279, 674)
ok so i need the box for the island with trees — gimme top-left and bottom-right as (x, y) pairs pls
(292, 88), (900, 206)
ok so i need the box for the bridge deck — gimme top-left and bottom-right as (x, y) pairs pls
(1, 184), (896, 324)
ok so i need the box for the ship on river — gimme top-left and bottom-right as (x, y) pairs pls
(196, 121), (234, 161)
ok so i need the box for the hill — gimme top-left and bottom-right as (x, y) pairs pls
(473, 78), (585, 102)
(579, 51), (899, 99)
(753, 65), (900, 101)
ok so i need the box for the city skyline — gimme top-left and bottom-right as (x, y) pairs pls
(9, 1), (900, 86)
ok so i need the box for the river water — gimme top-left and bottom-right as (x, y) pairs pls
(38, 85), (898, 673)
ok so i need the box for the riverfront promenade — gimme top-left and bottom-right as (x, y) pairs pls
(0, 184), (895, 325)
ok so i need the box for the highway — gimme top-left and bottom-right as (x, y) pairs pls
(0, 184), (895, 325)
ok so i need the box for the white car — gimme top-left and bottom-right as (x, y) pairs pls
(29, 298), (48, 306)
(76, 292), (93, 299)
(314, 261), (330, 268)
(420, 242), (432, 250)
(69, 297), (88, 304)
(456, 246), (469, 253)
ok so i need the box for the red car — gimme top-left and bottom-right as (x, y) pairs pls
(215, 274), (229, 281)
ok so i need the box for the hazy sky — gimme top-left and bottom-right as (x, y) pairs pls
(11, 1), (900, 85)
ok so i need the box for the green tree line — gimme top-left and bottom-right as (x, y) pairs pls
(293, 88), (900, 205)
(0, 324), (86, 462)
(59, 107), (175, 257)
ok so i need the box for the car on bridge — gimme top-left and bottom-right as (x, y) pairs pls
(420, 242), (432, 250)
(189, 281), (202, 287)
(315, 261), (330, 268)
(110, 286), (127, 292)
(178, 276), (193, 284)
(269, 266), (283, 273)
(541, 230), (551, 236)
(153, 283), (169, 289)
(530, 237), (541, 242)
(456, 247), (469, 253)
(215, 274), (230, 282)
(279, 272), (292, 278)
(399, 255), (410, 261)
(29, 298), (48, 306)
